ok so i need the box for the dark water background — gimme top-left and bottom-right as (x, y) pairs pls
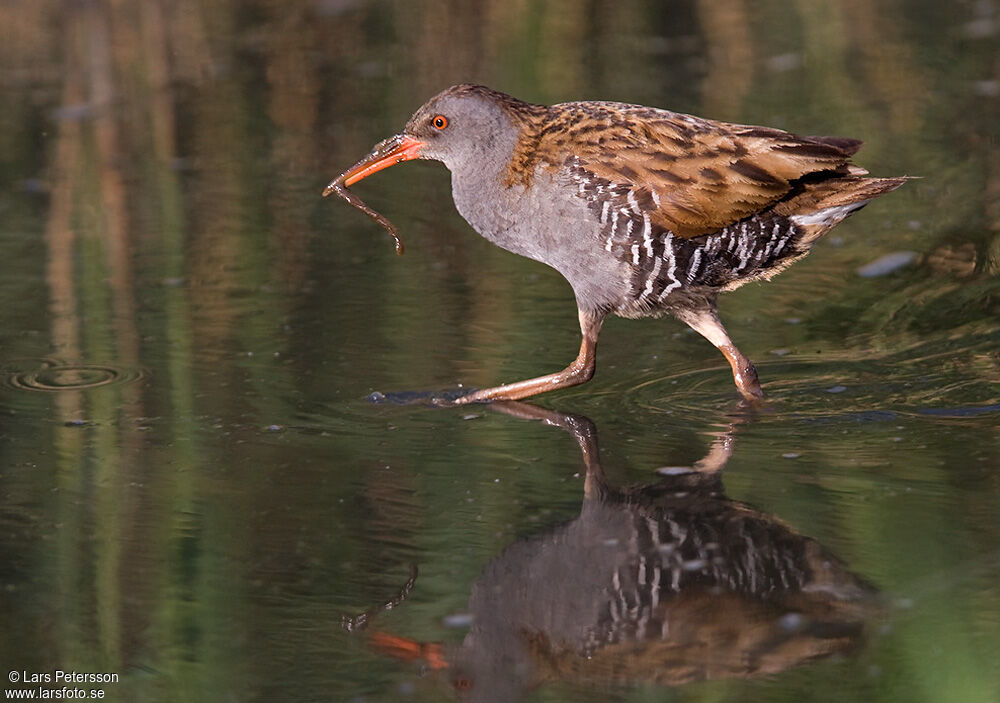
(1, 1), (999, 701)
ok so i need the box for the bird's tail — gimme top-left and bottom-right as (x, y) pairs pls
(778, 176), (910, 243)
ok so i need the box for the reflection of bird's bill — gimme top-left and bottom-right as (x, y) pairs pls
(368, 630), (448, 671)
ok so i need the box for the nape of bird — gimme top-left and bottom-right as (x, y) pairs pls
(325, 84), (906, 404)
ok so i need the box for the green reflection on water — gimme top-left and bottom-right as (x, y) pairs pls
(1, 1), (999, 702)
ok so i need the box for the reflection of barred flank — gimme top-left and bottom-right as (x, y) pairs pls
(585, 513), (809, 654)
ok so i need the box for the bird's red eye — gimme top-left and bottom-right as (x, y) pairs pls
(432, 115), (448, 130)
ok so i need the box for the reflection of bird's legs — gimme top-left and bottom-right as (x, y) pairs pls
(692, 431), (736, 475)
(489, 401), (607, 499)
(490, 401), (745, 487)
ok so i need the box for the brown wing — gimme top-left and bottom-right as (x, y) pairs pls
(521, 102), (863, 238)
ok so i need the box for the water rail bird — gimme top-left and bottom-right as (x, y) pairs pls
(325, 85), (906, 403)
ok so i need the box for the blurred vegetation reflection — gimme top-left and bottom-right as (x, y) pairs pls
(0, 0), (998, 702)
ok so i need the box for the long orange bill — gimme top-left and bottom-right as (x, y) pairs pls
(323, 134), (425, 256)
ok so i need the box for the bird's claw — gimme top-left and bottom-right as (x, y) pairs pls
(432, 389), (485, 407)
(366, 388), (478, 407)
(430, 394), (458, 408)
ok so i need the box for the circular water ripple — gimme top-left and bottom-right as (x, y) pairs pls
(3, 358), (145, 392)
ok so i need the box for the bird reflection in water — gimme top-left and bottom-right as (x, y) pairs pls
(346, 403), (879, 702)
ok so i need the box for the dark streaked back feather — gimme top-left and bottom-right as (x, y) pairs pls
(502, 98), (868, 238)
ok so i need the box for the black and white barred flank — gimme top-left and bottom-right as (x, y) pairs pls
(567, 155), (821, 316)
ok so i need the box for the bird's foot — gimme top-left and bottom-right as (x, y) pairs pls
(736, 387), (765, 406)
(367, 388), (475, 406)
(434, 388), (500, 406)
(733, 360), (764, 405)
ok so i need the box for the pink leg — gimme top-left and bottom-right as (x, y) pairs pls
(676, 308), (763, 402)
(451, 309), (604, 405)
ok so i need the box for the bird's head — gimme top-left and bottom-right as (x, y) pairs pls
(324, 85), (528, 193)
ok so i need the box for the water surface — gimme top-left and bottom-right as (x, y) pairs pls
(1, 1), (999, 702)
